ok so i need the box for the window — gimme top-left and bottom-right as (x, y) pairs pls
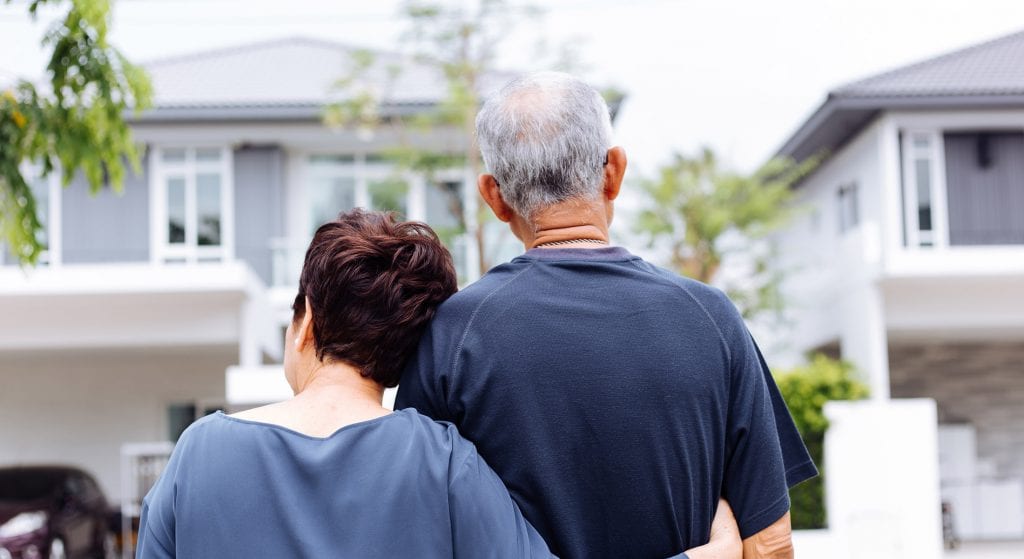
(152, 147), (233, 263)
(837, 182), (860, 234)
(900, 131), (946, 248)
(368, 178), (409, 215)
(272, 154), (474, 288)
(426, 178), (469, 280)
(304, 155), (410, 236)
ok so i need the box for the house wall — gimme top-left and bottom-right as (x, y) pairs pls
(882, 110), (1024, 277)
(889, 341), (1024, 480)
(944, 132), (1024, 246)
(234, 145), (286, 286)
(0, 346), (233, 502)
(770, 119), (887, 367)
(61, 154), (151, 264)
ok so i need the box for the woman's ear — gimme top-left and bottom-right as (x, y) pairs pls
(295, 296), (316, 353)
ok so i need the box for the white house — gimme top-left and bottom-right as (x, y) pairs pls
(0, 37), (598, 505)
(772, 29), (1024, 547)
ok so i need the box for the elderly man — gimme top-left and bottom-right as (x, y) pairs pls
(396, 72), (816, 558)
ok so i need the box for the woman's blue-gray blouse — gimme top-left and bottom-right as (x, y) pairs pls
(137, 409), (554, 558)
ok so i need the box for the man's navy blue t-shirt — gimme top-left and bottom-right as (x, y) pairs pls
(396, 247), (817, 558)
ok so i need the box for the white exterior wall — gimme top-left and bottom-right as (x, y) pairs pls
(0, 347), (233, 503)
(880, 109), (1024, 279)
(773, 109), (1024, 390)
(775, 108), (1024, 545)
(772, 119), (891, 397)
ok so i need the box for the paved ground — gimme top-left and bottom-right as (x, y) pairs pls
(944, 541), (1024, 559)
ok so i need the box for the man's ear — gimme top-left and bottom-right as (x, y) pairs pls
(603, 146), (626, 202)
(296, 296), (316, 353)
(478, 174), (516, 223)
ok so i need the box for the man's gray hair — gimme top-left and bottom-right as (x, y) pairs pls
(475, 72), (614, 219)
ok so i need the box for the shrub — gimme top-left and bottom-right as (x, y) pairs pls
(775, 354), (869, 529)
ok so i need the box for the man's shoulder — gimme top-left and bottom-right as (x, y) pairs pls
(434, 260), (534, 320)
(628, 256), (748, 340)
(633, 258), (733, 305)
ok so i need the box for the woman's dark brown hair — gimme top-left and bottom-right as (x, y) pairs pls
(293, 209), (457, 387)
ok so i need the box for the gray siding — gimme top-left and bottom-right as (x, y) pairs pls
(234, 146), (285, 286)
(944, 132), (1024, 246)
(62, 156), (150, 263)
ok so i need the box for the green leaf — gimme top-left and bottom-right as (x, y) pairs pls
(1, 0), (152, 264)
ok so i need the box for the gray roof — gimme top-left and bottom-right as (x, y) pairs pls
(134, 37), (515, 122)
(777, 29), (1024, 162)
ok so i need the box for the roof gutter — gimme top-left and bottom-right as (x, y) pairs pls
(776, 92), (1024, 161)
(128, 93), (626, 125)
(126, 102), (438, 124)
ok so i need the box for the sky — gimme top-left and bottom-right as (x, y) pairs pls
(1, 0), (1023, 176)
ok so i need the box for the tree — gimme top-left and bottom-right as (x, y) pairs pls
(0, 0), (152, 265)
(635, 147), (819, 319)
(326, 0), (549, 278)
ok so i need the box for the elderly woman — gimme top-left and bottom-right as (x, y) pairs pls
(136, 210), (740, 558)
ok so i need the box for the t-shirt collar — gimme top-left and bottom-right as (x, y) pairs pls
(517, 246), (637, 262)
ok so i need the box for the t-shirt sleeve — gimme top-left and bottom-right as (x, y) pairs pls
(447, 433), (556, 558)
(752, 337), (819, 488)
(719, 311), (816, 539)
(395, 315), (455, 422)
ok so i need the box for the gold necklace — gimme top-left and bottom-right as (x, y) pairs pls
(534, 238), (609, 248)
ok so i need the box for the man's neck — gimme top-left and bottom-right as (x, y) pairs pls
(522, 197), (611, 249)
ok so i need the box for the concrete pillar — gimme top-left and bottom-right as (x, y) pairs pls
(878, 117), (905, 263)
(238, 293), (262, 368)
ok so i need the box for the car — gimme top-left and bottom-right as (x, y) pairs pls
(0, 466), (114, 559)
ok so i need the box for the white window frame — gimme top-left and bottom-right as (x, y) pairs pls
(149, 146), (235, 264)
(900, 130), (950, 249)
(12, 162), (62, 266)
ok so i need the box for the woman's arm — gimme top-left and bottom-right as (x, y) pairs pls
(447, 435), (556, 558)
(136, 424), (196, 559)
(682, 499), (742, 559)
(136, 499), (175, 559)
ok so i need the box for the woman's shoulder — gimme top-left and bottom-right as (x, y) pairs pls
(389, 408), (460, 442)
(174, 412), (223, 444)
(392, 409), (484, 472)
(161, 413), (228, 466)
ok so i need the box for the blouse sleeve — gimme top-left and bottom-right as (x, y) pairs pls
(136, 498), (175, 559)
(136, 426), (194, 558)
(447, 432), (556, 558)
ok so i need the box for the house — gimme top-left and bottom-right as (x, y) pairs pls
(0, 37), (542, 504)
(773, 30), (1024, 543)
